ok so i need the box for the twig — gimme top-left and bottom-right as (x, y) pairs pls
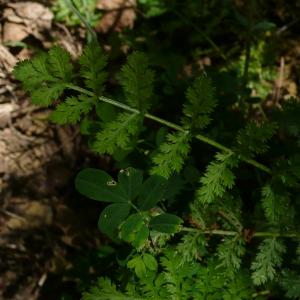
(66, 84), (272, 174)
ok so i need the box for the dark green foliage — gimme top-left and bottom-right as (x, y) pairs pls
(13, 24), (300, 299)
(94, 113), (142, 154)
(119, 52), (155, 112)
(197, 152), (239, 204)
(251, 238), (286, 285)
(50, 95), (93, 124)
(151, 132), (191, 178)
(14, 46), (73, 105)
(182, 75), (217, 131)
(235, 122), (277, 158)
(149, 213), (182, 234)
(79, 41), (108, 96)
(280, 270), (300, 298)
(261, 184), (291, 225)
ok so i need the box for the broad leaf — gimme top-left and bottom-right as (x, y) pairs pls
(120, 214), (149, 248)
(150, 213), (182, 233)
(117, 168), (143, 201)
(75, 168), (128, 202)
(98, 203), (131, 239)
(137, 175), (167, 211)
(127, 256), (147, 278)
(143, 253), (158, 271)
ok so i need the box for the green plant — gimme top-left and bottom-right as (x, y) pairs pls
(53, 0), (100, 27)
(14, 39), (300, 299)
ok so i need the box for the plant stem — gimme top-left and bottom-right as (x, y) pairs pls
(181, 227), (300, 239)
(253, 231), (300, 239)
(64, 0), (97, 41)
(66, 84), (272, 174)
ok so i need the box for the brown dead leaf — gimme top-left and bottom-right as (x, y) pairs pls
(96, 0), (136, 33)
(0, 44), (17, 73)
(3, 2), (53, 42)
(0, 103), (17, 128)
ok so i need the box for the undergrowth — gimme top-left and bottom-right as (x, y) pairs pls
(14, 2), (300, 299)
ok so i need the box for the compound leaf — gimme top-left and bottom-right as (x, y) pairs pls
(119, 52), (155, 112)
(151, 131), (191, 179)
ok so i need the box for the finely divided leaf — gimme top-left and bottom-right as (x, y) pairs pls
(79, 41), (108, 96)
(261, 184), (290, 225)
(94, 113), (142, 154)
(82, 277), (143, 300)
(14, 46), (73, 106)
(48, 46), (73, 81)
(236, 122), (277, 157)
(182, 75), (217, 130)
(50, 95), (93, 124)
(251, 238), (286, 285)
(151, 131), (191, 178)
(197, 152), (238, 204)
(119, 52), (155, 112)
(280, 270), (300, 298)
(216, 236), (245, 275)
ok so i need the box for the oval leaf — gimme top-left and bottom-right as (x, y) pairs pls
(117, 167), (143, 201)
(150, 213), (182, 233)
(120, 213), (149, 248)
(75, 168), (128, 202)
(143, 253), (158, 271)
(98, 203), (131, 239)
(137, 175), (167, 211)
(120, 213), (144, 242)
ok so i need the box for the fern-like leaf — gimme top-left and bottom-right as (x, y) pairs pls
(160, 250), (195, 299)
(197, 152), (238, 204)
(151, 132), (191, 178)
(280, 270), (300, 299)
(82, 277), (144, 300)
(251, 238), (286, 285)
(261, 184), (291, 225)
(182, 75), (217, 130)
(14, 46), (73, 106)
(236, 122), (277, 158)
(119, 52), (155, 112)
(50, 95), (93, 124)
(94, 113), (142, 154)
(48, 46), (73, 81)
(216, 235), (245, 275)
(79, 41), (108, 96)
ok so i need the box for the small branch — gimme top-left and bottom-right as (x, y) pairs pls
(181, 226), (300, 239)
(66, 84), (272, 174)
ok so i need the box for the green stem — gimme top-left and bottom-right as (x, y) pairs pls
(253, 231), (300, 239)
(181, 227), (237, 236)
(66, 84), (272, 174)
(181, 227), (300, 239)
(64, 0), (97, 41)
